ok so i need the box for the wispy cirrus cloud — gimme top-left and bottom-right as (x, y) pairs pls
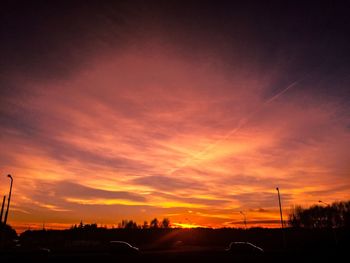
(1, 1), (349, 231)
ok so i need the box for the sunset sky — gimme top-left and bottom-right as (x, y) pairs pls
(1, 1), (350, 232)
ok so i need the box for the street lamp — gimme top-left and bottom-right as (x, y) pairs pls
(240, 211), (247, 229)
(0, 195), (6, 223)
(276, 187), (284, 229)
(4, 174), (13, 225)
(276, 187), (286, 248)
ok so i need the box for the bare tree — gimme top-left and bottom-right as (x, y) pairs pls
(288, 201), (350, 228)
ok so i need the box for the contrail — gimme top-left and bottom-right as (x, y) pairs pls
(167, 75), (309, 175)
(263, 79), (301, 105)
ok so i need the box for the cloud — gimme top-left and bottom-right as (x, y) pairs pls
(54, 181), (146, 202)
(0, 104), (152, 174)
(131, 175), (207, 192)
(229, 219), (281, 225)
(151, 191), (231, 207)
(12, 180), (147, 214)
(229, 192), (293, 208)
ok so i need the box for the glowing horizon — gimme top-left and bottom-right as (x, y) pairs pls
(1, 1), (349, 233)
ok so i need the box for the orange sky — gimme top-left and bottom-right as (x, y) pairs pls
(1, 1), (350, 233)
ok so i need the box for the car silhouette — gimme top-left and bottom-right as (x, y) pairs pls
(225, 242), (264, 255)
(7, 243), (51, 260)
(109, 241), (140, 255)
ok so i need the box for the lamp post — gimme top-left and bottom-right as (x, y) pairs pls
(0, 195), (6, 224)
(276, 187), (286, 248)
(276, 187), (284, 229)
(240, 211), (247, 229)
(4, 174), (13, 225)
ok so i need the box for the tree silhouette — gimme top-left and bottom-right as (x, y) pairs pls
(142, 221), (149, 229)
(0, 223), (17, 243)
(150, 218), (159, 228)
(289, 205), (303, 228)
(288, 201), (350, 228)
(161, 218), (170, 228)
(118, 219), (138, 229)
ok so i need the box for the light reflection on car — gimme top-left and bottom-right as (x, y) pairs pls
(109, 241), (140, 255)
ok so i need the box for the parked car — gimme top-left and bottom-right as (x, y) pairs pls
(3, 243), (51, 260)
(225, 242), (264, 255)
(109, 241), (140, 255)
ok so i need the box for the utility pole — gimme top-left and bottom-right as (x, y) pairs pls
(4, 174), (13, 225)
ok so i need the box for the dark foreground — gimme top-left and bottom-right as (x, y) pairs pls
(1, 246), (347, 263)
(1, 227), (349, 262)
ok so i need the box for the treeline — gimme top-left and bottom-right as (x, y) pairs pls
(118, 218), (170, 229)
(288, 201), (350, 228)
(70, 218), (171, 230)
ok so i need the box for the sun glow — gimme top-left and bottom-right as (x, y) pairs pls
(172, 222), (208, 229)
